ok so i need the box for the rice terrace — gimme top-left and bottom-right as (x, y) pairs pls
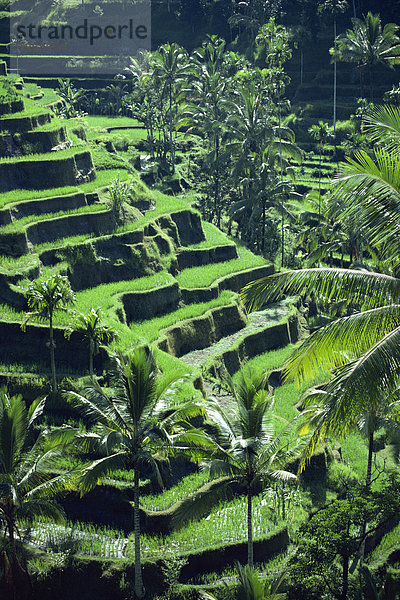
(1, 0), (400, 599)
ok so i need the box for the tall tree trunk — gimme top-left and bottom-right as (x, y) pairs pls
(134, 469), (144, 598)
(341, 554), (349, 600)
(169, 83), (175, 173)
(300, 49), (303, 85)
(215, 135), (220, 228)
(279, 104), (284, 267)
(89, 338), (94, 380)
(247, 488), (253, 567)
(7, 520), (32, 600)
(366, 430), (374, 488)
(261, 197), (266, 255)
(318, 146), (322, 215)
(333, 17), (337, 137)
(49, 314), (57, 393)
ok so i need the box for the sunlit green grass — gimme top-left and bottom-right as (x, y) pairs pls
(140, 471), (209, 511)
(232, 345), (296, 384)
(0, 169), (128, 209)
(74, 272), (176, 315)
(0, 147), (85, 164)
(188, 221), (235, 249)
(176, 247), (267, 289)
(137, 493), (280, 559)
(0, 253), (39, 274)
(368, 522), (400, 564)
(84, 115), (142, 129)
(35, 191), (192, 253)
(129, 290), (237, 343)
(1, 203), (108, 234)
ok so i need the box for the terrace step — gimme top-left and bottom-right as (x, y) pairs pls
(0, 320), (107, 373)
(0, 149), (95, 192)
(179, 299), (299, 376)
(176, 244), (238, 269)
(157, 301), (247, 357)
(0, 110), (51, 133)
(122, 281), (181, 323)
(180, 264), (274, 304)
(39, 229), (145, 266)
(25, 207), (119, 247)
(0, 122), (68, 157)
(0, 192), (88, 225)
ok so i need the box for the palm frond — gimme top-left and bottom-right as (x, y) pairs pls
(284, 305), (400, 385)
(171, 476), (232, 528)
(333, 150), (400, 253)
(363, 104), (400, 157)
(17, 498), (65, 525)
(241, 268), (400, 312)
(78, 451), (127, 495)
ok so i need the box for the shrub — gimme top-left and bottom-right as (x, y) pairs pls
(327, 461), (360, 495)
(334, 119), (355, 144)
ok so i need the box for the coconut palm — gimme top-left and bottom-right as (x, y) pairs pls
(0, 390), (77, 600)
(181, 36), (230, 227)
(241, 107), (400, 472)
(308, 120), (332, 213)
(241, 265), (400, 468)
(330, 104), (400, 263)
(188, 369), (299, 567)
(332, 12), (400, 99)
(152, 43), (191, 172)
(65, 347), (205, 599)
(65, 308), (116, 380)
(318, 0), (348, 135)
(23, 275), (75, 393)
(299, 385), (400, 485)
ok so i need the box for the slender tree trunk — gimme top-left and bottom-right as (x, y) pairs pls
(134, 469), (144, 598)
(7, 519), (32, 600)
(279, 104), (284, 268)
(89, 338), (94, 380)
(358, 430), (374, 565)
(215, 135), (220, 228)
(318, 146), (322, 215)
(366, 430), (374, 488)
(341, 554), (349, 600)
(247, 488), (253, 567)
(300, 49), (303, 86)
(49, 313), (57, 393)
(333, 18), (337, 137)
(369, 66), (373, 101)
(261, 197), (266, 255)
(169, 83), (175, 173)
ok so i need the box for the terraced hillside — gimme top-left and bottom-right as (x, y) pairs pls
(0, 81), (302, 396)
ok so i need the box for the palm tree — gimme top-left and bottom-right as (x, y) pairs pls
(0, 390), (77, 600)
(181, 36), (229, 227)
(23, 275), (75, 393)
(152, 43), (191, 173)
(241, 107), (400, 474)
(299, 385), (400, 486)
(65, 308), (116, 380)
(194, 369), (299, 567)
(332, 12), (400, 100)
(308, 120), (331, 214)
(65, 347), (204, 599)
(318, 0), (348, 135)
(226, 80), (301, 258)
